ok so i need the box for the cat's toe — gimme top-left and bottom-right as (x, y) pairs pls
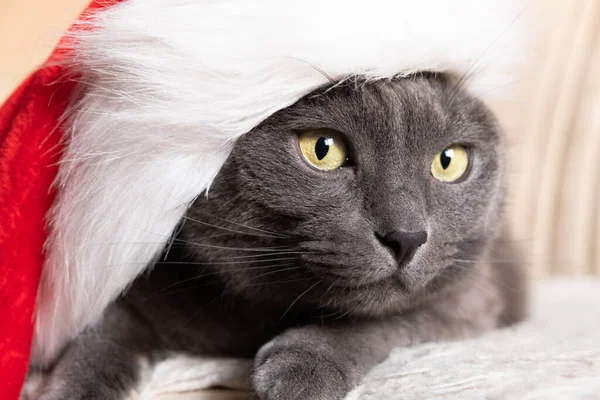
(253, 341), (350, 400)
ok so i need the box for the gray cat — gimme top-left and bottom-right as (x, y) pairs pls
(28, 74), (526, 400)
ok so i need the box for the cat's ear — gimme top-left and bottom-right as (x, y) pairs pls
(30, 0), (526, 366)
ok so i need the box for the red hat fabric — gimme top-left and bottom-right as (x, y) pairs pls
(0, 2), (119, 397)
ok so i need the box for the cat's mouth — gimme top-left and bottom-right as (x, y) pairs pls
(311, 269), (419, 317)
(304, 261), (408, 292)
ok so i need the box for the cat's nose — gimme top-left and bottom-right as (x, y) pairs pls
(380, 230), (427, 267)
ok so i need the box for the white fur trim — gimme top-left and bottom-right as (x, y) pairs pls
(32, 0), (525, 365)
(134, 354), (252, 399)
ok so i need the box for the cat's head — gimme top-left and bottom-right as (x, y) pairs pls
(178, 74), (506, 316)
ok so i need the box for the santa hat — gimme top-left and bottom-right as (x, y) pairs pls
(0, 0), (524, 397)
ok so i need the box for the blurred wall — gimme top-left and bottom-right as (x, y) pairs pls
(1, 0), (599, 278)
(490, 0), (600, 278)
(0, 0), (89, 102)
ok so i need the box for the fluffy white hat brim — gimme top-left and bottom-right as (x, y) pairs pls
(33, 0), (525, 365)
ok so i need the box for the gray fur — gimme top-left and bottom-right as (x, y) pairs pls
(28, 75), (526, 400)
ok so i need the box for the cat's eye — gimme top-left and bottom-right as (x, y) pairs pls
(431, 144), (469, 182)
(298, 130), (348, 171)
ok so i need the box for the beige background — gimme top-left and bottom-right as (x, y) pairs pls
(495, 0), (600, 278)
(1, 0), (598, 278)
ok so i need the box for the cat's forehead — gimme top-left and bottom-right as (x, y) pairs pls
(296, 78), (447, 121)
(280, 77), (477, 141)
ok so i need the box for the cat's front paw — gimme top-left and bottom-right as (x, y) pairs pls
(253, 333), (351, 400)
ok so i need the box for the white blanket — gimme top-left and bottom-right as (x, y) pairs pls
(135, 278), (600, 400)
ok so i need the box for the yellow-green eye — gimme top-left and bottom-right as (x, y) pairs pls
(431, 145), (469, 182)
(298, 130), (348, 171)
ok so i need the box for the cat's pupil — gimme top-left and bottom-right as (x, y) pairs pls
(440, 149), (452, 170)
(315, 137), (331, 160)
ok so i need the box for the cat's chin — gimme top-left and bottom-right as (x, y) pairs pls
(316, 275), (421, 317)
(315, 263), (432, 293)
(314, 265), (462, 318)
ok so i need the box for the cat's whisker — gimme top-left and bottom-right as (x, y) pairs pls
(449, 7), (525, 107)
(170, 237), (291, 253)
(191, 211), (292, 238)
(324, 278), (343, 296)
(277, 280), (321, 325)
(89, 259), (295, 270)
(86, 251), (310, 270)
(155, 257), (299, 266)
(330, 301), (363, 321)
(164, 247), (311, 260)
(243, 270), (314, 288)
(180, 270), (316, 327)
(226, 251), (314, 260)
(182, 215), (288, 239)
(319, 302), (355, 320)
(245, 265), (306, 282)
(80, 241), (189, 247)
(181, 262), (297, 277)
(78, 236), (289, 249)
(187, 270), (314, 317)
(456, 79), (530, 108)
(145, 263), (299, 300)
